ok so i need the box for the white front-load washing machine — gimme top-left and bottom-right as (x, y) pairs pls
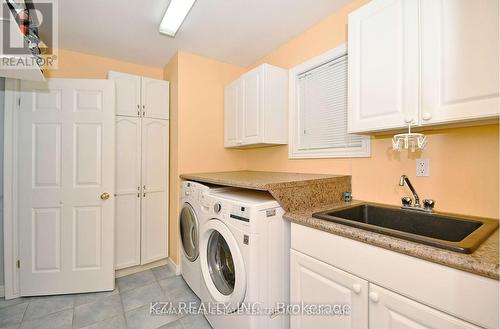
(179, 181), (228, 298)
(199, 188), (290, 329)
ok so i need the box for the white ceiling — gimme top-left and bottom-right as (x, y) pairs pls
(56, 0), (351, 68)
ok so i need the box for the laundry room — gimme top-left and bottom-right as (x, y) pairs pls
(0, 0), (499, 328)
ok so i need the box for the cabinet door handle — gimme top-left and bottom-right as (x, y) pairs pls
(352, 284), (361, 294)
(143, 192), (146, 197)
(369, 292), (379, 303)
(422, 112), (432, 121)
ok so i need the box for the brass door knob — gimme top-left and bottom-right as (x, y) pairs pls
(100, 192), (110, 200)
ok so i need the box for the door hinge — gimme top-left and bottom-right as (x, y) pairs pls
(16, 260), (20, 268)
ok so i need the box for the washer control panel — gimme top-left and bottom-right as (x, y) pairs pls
(229, 205), (250, 223)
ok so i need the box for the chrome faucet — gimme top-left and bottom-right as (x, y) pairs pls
(399, 175), (435, 212)
(399, 175), (420, 207)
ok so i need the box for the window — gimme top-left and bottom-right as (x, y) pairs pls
(289, 45), (370, 158)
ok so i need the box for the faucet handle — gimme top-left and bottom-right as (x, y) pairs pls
(401, 196), (412, 207)
(423, 199), (435, 212)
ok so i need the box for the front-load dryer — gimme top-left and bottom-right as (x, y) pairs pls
(179, 181), (228, 298)
(199, 188), (290, 329)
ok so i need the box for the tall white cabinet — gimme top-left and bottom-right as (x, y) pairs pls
(109, 71), (169, 270)
(348, 0), (499, 133)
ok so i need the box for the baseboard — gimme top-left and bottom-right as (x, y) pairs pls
(0, 285), (4, 298)
(166, 257), (181, 276)
(115, 258), (168, 278)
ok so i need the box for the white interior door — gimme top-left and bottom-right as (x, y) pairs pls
(108, 71), (141, 117)
(141, 118), (169, 264)
(115, 116), (141, 269)
(18, 79), (115, 296)
(141, 77), (169, 120)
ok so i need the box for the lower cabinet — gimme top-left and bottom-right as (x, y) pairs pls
(290, 250), (368, 329)
(291, 250), (482, 329)
(369, 284), (481, 329)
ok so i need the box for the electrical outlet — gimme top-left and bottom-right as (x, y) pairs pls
(416, 158), (430, 177)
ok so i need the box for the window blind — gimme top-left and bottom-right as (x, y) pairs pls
(297, 55), (364, 151)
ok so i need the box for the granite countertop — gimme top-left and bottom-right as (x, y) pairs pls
(181, 170), (499, 280)
(285, 200), (500, 280)
(181, 171), (347, 191)
(181, 171), (351, 212)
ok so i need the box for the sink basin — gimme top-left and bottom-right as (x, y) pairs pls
(313, 204), (498, 253)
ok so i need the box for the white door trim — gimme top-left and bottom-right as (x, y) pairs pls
(3, 78), (20, 299)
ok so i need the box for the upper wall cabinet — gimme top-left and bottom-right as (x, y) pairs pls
(348, 0), (499, 134)
(142, 77), (170, 120)
(420, 0), (499, 125)
(109, 71), (169, 119)
(224, 64), (288, 148)
(348, 0), (419, 133)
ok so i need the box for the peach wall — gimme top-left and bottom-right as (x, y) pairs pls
(165, 52), (247, 264)
(245, 0), (499, 219)
(47, 49), (163, 79)
(176, 52), (247, 174)
(163, 54), (180, 264)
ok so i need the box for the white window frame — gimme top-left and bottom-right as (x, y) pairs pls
(288, 44), (371, 159)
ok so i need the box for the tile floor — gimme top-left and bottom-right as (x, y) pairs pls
(0, 265), (212, 329)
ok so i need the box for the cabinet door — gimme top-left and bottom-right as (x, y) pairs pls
(369, 284), (482, 329)
(108, 71), (141, 117)
(141, 118), (169, 264)
(290, 250), (368, 329)
(348, 0), (419, 133)
(241, 67), (264, 145)
(224, 80), (242, 147)
(115, 195), (141, 269)
(142, 77), (169, 120)
(115, 116), (141, 269)
(141, 191), (168, 265)
(420, 0), (499, 125)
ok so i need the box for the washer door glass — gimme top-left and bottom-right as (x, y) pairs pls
(207, 231), (235, 296)
(179, 203), (199, 261)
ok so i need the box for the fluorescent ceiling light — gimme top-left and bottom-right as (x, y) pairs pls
(159, 0), (197, 37)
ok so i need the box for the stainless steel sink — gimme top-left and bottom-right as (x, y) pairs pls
(313, 203), (498, 253)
